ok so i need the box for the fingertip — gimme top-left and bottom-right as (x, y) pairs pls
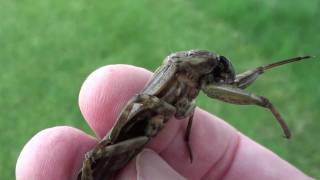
(79, 65), (151, 138)
(16, 126), (97, 180)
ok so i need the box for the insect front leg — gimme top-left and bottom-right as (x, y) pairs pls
(135, 94), (176, 115)
(202, 84), (291, 138)
(233, 56), (313, 89)
(232, 67), (264, 89)
(145, 115), (166, 137)
(136, 94), (197, 161)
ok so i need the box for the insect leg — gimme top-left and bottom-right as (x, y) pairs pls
(145, 114), (166, 137)
(173, 99), (196, 162)
(78, 136), (149, 180)
(92, 136), (149, 161)
(175, 102), (196, 162)
(233, 56), (313, 89)
(185, 112), (195, 162)
(79, 156), (94, 180)
(135, 94), (198, 160)
(232, 67), (264, 89)
(135, 94), (176, 114)
(202, 84), (291, 138)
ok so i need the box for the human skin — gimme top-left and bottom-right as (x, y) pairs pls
(16, 65), (313, 180)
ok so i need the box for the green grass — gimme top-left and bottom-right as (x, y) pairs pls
(1, 0), (319, 179)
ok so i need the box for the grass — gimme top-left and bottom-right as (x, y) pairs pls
(1, 0), (319, 179)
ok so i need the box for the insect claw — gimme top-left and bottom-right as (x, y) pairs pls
(283, 132), (291, 139)
(85, 151), (96, 163)
(283, 135), (290, 139)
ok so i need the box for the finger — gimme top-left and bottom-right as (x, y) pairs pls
(158, 108), (310, 179)
(16, 126), (97, 180)
(118, 134), (311, 180)
(220, 135), (312, 180)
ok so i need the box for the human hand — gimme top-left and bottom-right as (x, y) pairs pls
(16, 65), (313, 180)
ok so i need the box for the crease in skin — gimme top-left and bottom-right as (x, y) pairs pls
(200, 131), (241, 180)
(216, 133), (241, 180)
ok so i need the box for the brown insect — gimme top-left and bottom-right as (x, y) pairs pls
(77, 50), (313, 180)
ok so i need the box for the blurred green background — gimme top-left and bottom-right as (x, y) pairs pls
(1, 0), (319, 179)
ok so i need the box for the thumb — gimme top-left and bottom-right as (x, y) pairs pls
(136, 149), (186, 180)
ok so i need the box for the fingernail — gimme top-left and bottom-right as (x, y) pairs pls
(136, 149), (186, 180)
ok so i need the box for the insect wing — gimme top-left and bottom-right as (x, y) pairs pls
(142, 62), (177, 95)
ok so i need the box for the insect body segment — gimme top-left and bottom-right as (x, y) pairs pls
(78, 50), (313, 180)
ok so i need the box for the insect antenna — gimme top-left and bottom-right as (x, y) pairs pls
(263, 55), (315, 71)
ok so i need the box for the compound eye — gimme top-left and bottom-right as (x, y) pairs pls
(213, 56), (235, 83)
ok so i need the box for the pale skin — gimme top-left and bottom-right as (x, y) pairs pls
(16, 65), (313, 180)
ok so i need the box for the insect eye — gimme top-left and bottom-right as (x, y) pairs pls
(213, 56), (235, 83)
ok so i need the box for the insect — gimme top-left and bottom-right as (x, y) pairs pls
(77, 50), (313, 180)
